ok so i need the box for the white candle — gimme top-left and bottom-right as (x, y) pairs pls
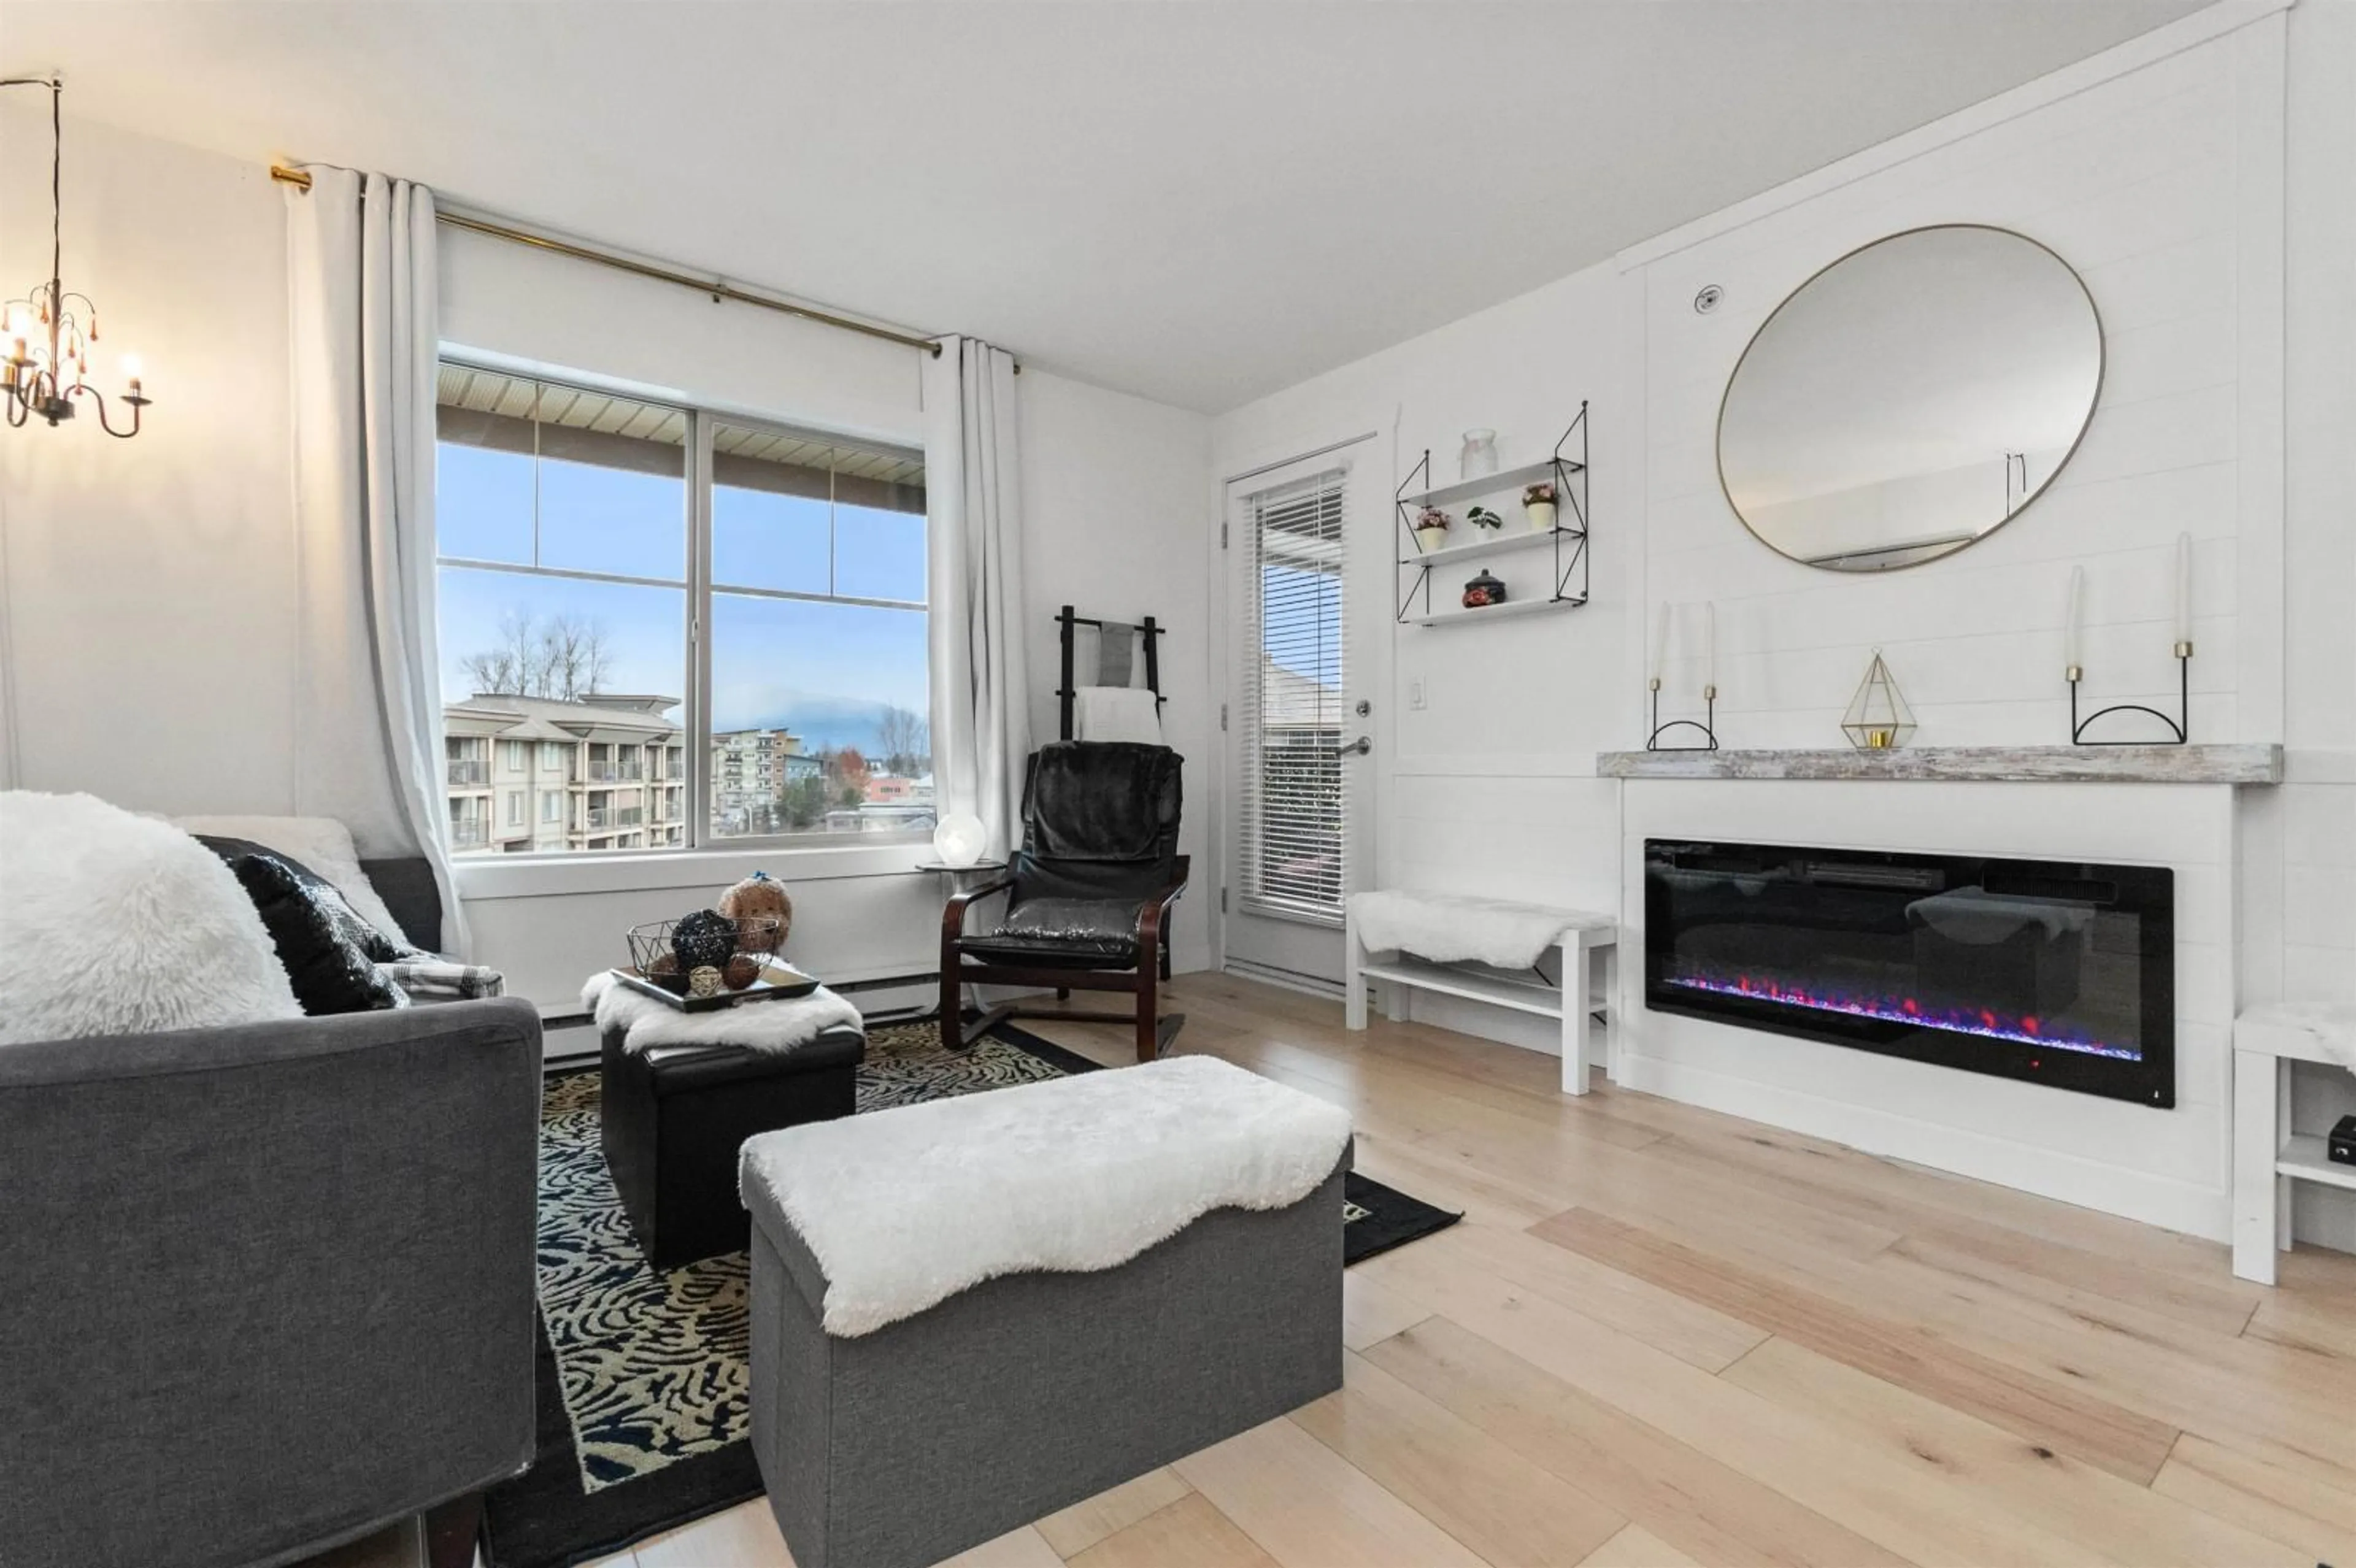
(1649, 603), (1670, 686)
(2174, 532), (2192, 645)
(1703, 602), (1717, 693)
(2065, 565), (2084, 671)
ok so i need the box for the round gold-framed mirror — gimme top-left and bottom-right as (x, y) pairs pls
(1716, 224), (2103, 573)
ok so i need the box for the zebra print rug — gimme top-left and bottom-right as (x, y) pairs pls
(480, 1018), (1455, 1568)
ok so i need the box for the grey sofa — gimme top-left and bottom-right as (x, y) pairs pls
(0, 858), (542, 1568)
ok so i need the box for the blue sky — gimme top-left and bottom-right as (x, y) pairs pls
(436, 442), (928, 740)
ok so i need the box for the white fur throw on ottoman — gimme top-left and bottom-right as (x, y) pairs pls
(1, 791), (303, 1044)
(741, 1054), (1353, 1337)
(582, 969), (862, 1054)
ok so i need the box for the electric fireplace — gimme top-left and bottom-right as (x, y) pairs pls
(1645, 839), (2173, 1107)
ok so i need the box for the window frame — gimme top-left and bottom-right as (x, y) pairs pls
(434, 358), (933, 859)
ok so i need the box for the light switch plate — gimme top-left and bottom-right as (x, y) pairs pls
(1408, 677), (1426, 710)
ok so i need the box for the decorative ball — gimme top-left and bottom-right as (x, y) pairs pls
(718, 871), (793, 952)
(671, 909), (737, 972)
(933, 813), (988, 869)
(723, 953), (761, 990)
(648, 952), (679, 977)
(687, 965), (724, 999)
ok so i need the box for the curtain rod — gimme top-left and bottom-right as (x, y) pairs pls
(271, 163), (952, 359)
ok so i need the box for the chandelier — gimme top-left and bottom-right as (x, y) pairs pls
(3, 77), (150, 437)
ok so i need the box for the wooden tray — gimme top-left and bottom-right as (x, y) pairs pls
(611, 963), (820, 1012)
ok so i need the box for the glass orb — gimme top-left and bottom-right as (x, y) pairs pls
(933, 813), (988, 868)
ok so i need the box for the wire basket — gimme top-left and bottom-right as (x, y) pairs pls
(625, 915), (783, 993)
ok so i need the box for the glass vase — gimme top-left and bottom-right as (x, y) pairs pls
(1459, 429), (1498, 481)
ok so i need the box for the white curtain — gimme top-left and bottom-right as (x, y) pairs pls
(925, 338), (1033, 859)
(286, 168), (467, 954)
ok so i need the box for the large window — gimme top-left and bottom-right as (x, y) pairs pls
(434, 363), (930, 856)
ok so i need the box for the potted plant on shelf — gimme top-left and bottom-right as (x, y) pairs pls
(1523, 482), (1558, 533)
(1414, 507), (1452, 553)
(1467, 505), (1505, 536)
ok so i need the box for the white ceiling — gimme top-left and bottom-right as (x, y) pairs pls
(1, 1), (2206, 413)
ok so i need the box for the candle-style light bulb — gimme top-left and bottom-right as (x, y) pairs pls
(2065, 565), (2084, 675)
(1703, 602), (1718, 696)
(1649, 603), (1670, 688)
(2173, 532), (2193, 650)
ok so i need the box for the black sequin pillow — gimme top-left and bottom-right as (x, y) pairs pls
(195, 835), (422, 961)
(225, 853), (412, 1015)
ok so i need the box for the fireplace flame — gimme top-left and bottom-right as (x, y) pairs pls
(1663, 969), (2138, 1062)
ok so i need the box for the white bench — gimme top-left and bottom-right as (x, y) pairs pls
(2231, 1001), (2356, 1283)
(1342, 892), (1617, 1097)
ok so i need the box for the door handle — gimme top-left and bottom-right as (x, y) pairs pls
(1332, 736), (1372, 758)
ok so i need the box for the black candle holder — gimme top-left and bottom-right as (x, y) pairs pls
(2068, 642), (2191, 745)
(1647, 678), (1719, 751)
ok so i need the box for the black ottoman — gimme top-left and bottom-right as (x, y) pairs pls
(601, 1023), (866, 1270)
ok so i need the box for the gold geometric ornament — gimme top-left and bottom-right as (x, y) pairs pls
(1841, 648), (1917, 750)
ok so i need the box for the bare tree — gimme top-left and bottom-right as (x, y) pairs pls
(459, 610), (614, 701)
(876, 705), (931, 773)
(538, 613), (612, 701)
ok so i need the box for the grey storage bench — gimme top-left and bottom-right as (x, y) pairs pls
(739, 1056), (1349, 1568)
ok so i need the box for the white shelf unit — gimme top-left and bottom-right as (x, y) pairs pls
(1397, 404), (1591, 625)
(1404, 596), (1583, 629)
(1399, 457), (1586, 514)
(1399, 525), (1580, 570)
(2231, 1004), (2356, 1283)
(2279, 1135), (2356, 1193)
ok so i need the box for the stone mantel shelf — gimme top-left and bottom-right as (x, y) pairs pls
(1596, 744), (2283, 785)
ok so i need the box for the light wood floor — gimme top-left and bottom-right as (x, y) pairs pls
(342, 970), (2356, 1568)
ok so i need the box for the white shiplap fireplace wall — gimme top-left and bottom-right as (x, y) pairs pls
(1611, 7), (2288, 1242)
(1208, 2), (2326, 1245)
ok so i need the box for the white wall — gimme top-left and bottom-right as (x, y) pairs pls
(2269, 0), (2356, 1251)
(1631, 21), (2277, 750)
(1018, 369), (1217, 972)
(0, 110), (1218, 1014)
(0, 106), (300, 813)
(1215, 2), (2350, 1244)
(1212, 250), (1643, 1042)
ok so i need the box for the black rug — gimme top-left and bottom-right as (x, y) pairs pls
(482, 1020), (1459, 1568)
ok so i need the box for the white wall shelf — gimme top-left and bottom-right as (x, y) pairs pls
(1399, 458), (1585, 513)
(1405, 596), (1582, 629)
(1398, 405), (1591, 623)
(1398, 526), (1579, 569)
(1598, 744), (2284, 785)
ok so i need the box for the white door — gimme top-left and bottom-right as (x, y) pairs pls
(1222, 442), (1385, 988)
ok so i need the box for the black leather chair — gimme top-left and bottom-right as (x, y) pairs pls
(941, 742), (1188, 1063)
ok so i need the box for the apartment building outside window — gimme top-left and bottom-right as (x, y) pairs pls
(433, 363), (933, 856)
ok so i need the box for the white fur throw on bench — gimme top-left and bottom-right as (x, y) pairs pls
(741, 1055), (1353, 1337)
(1348, 888), (1611, 971)
(582, 970), (861, 1055)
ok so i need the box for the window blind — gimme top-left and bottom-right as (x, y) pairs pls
(1241, 467), (1348, 922)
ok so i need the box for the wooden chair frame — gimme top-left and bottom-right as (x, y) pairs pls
(941, 856), (1190, 1064)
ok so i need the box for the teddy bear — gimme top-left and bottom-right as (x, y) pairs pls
(718, 870), (793, 953)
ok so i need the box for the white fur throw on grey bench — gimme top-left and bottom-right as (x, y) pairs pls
(740, 1055), (1353, 1337)
(582, 970), (862, 1054)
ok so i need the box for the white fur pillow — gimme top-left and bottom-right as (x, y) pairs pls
(170, 813), (407, 944)
(2, 792), (303, 1045)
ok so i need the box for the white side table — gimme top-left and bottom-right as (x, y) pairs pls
(917, 860), (1011, 1013)
(2231, 1002), (2356, 1283)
